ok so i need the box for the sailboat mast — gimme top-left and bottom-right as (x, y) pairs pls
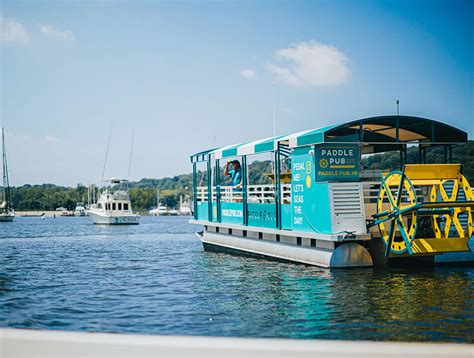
(2, 128), (11, 210)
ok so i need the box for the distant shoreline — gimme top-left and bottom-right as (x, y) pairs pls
(15, 211), (191, 217)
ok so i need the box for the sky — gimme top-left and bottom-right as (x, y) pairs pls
(1, 0), (473, 186)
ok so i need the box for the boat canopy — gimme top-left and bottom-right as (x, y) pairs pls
(190, 116), (468, 161)
(211, 135), (287, 159)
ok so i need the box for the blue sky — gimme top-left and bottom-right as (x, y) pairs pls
(1, 0), (473, 186)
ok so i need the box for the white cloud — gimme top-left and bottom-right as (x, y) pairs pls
(267, 41), (350, 88)
(39, 24), (73, 41)
(45, 135), (60, 143)
(240, 69), (256, 80)
(0, 16), (30, 45)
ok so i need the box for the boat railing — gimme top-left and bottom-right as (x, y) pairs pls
(196, 184), (292, 204)
(109, 192), (130, 201)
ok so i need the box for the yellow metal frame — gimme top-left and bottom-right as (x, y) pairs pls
(376, 164), (473, 256)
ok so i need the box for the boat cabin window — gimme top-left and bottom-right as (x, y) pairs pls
(124, 203), (129, 210)
(97, 203), (102, 209)
(118, 203), (122, 210)
(247, 154), (275, 204)
(195, 162), (209, 203)
(112, 203), (116, 210)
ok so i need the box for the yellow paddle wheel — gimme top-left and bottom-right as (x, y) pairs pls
(369, 164), (473, 257)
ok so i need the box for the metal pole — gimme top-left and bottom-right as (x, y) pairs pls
(275, 144), (282, 229)
(206, 158), (212, 222)
(215, 159), (221, 223)
(242, 155), (248, 226)
(192, 162), (197, 220)
(272, 84), (276, 172)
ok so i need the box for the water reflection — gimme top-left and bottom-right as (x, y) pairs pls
(0, 217), (473, 342)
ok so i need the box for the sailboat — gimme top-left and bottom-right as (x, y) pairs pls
(0, 127), (15, 222)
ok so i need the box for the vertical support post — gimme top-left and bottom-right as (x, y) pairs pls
(274, 145), (282, 229)
(418, 146), (423, 164)
(423, 147), (427, 164)
(399, 144), (407, 169)
(215, 159), (221, 223)
(395, 117), (400, 143)
(206, 158), (212, 222)
(192, 161), (197, 220)
(242, 155), (248, 226)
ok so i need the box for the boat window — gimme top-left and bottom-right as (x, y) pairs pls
(118, 203), (122, 210)
(124, 203), (129, 210)
(97, 203), (102, 209)
(112, 203), (116, 210)
(246, 153), (275, 204)
(195, 161), (209, 203)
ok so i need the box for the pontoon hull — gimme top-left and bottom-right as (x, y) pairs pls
(197, 231), (373, 268)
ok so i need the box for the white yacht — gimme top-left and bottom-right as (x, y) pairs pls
(74, 202), (86, 216)
(179, 195), (192, 216)
(149, 205), (168, 216)
(87, 179), (140, 225)
(0, 127), (14, 222)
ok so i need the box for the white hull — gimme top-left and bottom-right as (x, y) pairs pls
(87, 211), (140, 225)
(0, 213), (15, 222)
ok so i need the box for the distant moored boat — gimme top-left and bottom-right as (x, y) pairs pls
(87, 179), (140, 225)
(0, 127), (14, 222)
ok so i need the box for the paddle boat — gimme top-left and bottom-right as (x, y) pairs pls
(189, 115), (473, 268)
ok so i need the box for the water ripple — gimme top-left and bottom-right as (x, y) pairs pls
(0, 216), (473, 342)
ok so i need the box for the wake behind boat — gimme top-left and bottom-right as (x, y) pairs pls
(87, 179), (140, 225)
(0, 127), (14, 222)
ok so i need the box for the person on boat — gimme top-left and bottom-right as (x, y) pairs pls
(224, 160), (242, 188)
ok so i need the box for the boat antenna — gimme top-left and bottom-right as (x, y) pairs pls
(396, 99), (400, 116)
(100, 123), (113, 184)
(272, 83), (277, 172)
(127, 125), (135, 184)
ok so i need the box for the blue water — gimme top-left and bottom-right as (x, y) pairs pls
(1, 216), (473, 342)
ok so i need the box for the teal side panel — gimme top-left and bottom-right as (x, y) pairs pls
(220, 202), (244, 225)
(197, 201), (209, 221)
(247, 203), (276, 228)
(291, 146), (332, 234)
(281, 204), (292, 230)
